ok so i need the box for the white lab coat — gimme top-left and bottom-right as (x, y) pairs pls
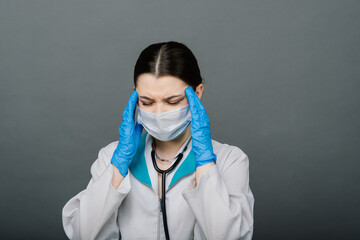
(62, 133), (255, 240)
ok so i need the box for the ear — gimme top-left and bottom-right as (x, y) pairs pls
(195, 84), (204, 100)
(195, 83), (204, 99)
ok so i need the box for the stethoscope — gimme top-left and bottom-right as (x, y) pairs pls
(151, 138), (191, 240)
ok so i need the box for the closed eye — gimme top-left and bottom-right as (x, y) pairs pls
(167, 96), (185, 105)
(140, 101), (153, 106)
(168, 101), (180, 105)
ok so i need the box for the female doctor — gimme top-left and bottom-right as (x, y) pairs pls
(62, 41), (255, 240)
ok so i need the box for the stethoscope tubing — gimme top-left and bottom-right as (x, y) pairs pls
(151, 139), (190, 240)
(151, 150), (183, 240)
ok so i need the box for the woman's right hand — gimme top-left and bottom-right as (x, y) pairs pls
(111, 90), (143, 177)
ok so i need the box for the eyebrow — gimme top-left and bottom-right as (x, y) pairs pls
(139, 94), (185, 101)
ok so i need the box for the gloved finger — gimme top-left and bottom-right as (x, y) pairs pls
(134, 122), (143, 136)
(122, 90), (139, 122)
(185, 86), (205, 114)
(134, 123), (144, 144)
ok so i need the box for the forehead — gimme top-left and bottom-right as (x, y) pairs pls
(136, 73), (188, 97)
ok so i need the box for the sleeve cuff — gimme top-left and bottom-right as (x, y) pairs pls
(182, 164), (218, 198)
(109, 165), (131, 195)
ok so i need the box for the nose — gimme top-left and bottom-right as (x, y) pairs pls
(154, 104), (166, 114)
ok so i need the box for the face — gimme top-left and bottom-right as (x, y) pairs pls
(136, 73), (203, 113)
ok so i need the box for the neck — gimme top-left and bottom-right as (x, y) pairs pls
(154, 126), (191, 160)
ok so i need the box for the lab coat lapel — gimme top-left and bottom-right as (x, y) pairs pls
(168, 150), (196, 188)
(129, 133), (152, 188)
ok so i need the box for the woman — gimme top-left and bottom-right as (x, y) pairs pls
(62, 41), (255, 240)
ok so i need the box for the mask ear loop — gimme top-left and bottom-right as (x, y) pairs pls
(134, 103), (139, 125)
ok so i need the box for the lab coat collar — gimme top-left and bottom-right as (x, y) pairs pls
(129, 132), (196, 189)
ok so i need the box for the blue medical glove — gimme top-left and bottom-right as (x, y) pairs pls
(111, 90), (143, 177)
(185, 86), (217, 168)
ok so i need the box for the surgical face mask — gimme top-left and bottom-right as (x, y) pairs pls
(137, 104), (191, 141)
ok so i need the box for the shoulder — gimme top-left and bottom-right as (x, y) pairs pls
(99, 140), (119, 159)
(211, 139), (250, 173)
(89, 141), (119, 179)
(212, 139), (248, 162)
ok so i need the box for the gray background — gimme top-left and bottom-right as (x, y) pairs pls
(0, 0), (359, 239)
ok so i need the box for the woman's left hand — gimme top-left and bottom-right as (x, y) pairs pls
(185, 86), (217, 168)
